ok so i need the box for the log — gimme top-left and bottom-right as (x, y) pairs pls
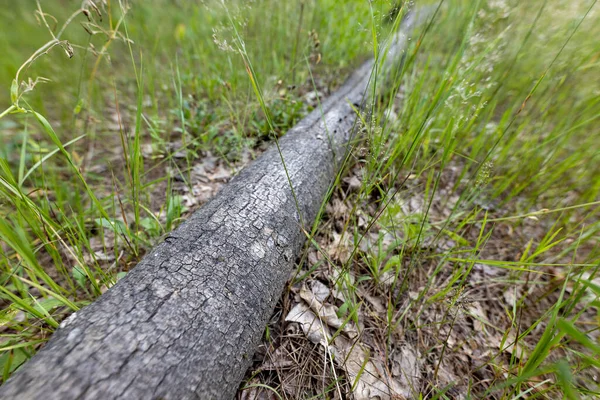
(0, 11), (423, 400)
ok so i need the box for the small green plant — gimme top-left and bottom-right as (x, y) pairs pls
(250, 95), (306, 139)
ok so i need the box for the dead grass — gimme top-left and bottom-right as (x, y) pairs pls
(238, 146), (600, 399)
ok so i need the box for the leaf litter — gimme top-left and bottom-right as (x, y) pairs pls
(238, 151), (600, 399)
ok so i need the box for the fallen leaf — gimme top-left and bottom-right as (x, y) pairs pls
(391, 346), (421, 397)
(333, 336), (403, 400)
(343, 175), (362, 191)
(310, 280), (330, 302)
(299, 285), (357, 338)
(285, 303), (331, 346)
(327, 232), (351, 263)
(357, 287), (387, 315)
(208, 165), (232, 182)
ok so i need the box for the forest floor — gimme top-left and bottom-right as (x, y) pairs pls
(1, 1), (599, 399)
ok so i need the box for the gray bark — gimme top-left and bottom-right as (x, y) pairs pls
(0, 11), (422, 400)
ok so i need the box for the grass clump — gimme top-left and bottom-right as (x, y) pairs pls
(240, 1), (600, 399)
(0, 0), (379, 379)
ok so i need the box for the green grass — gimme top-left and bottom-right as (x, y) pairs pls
(244, 0), (600, 398)
(1, 0), (600, 398)
(0, 0), (379, 378)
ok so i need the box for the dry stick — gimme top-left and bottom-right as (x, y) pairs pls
(0, 14), (423, 400)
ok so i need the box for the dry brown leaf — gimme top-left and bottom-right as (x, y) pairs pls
(299, 285), (357, 338)
(208, 165), (232, 181)
(330, 267), (355, 303)
(357, 287), (387, 316)
(327, 232), (351, 263)
(326, 197), (349, 219)
(378, 270), (396, 288)
(433, 360), (462, 393)
(400, 196), (424, 215)
(310, 280), (330, 302)
(391, 346), (421, 398)
(343, 175), (362, 191)
(285, 303), (331, 346)
(333, 336), (404, 400)
(307, 249), (320, 266)
(465, 302), (489, 333)
(503, 289), (517, 308)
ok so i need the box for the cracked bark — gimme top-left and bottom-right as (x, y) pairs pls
(0, 12), (423, 400)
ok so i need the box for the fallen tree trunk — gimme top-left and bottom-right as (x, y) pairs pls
(0, 12), (423, 400)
